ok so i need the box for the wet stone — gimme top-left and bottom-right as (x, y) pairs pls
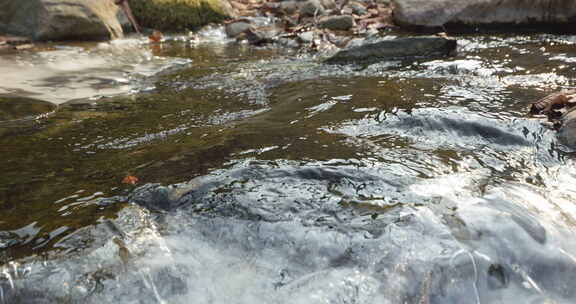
(240, 28), (276, 45)
(225, 20), (253, 38)
(318, 15), (355, 31)
(279, 1), (301, 15)
(319, 0), (337, 10)
(0, 0), (123, 41)
(348, 1), (368, 15)
(557, 107), (576, 149)
(297, 31), (315, 43)
(299, 0), (326, 17)
(324, 36), (457, 64)
(277, 37), (301, 48)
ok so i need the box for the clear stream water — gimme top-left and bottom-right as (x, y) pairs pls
(1, 27), (576, 303)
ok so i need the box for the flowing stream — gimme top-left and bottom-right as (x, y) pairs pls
(1, 27), (576, 303)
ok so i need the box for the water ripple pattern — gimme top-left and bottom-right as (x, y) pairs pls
(3, 32), (576, 304)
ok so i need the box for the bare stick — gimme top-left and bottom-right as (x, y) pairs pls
(115, 0), (141, 34)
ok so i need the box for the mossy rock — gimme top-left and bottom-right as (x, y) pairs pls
(129, 0), (232, 31)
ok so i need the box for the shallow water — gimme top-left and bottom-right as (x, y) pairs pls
(2, 28), (576, 303)
(0, 38), (190, 104)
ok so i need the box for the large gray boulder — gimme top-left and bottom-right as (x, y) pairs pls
(325, 36), (456, 64)
(0, 0), (125, 41)
(392, 0), (576, 28)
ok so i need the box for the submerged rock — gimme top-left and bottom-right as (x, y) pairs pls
(0, 0), (125, 41)
(324, 36), (457, 64)
(557, 108), (576, 149)
(0, 96), (56, 136)
(0, 96), (56, 122)
(392, 0), (576, 29)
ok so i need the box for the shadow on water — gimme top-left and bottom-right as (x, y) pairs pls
(2, 30), (576, 303)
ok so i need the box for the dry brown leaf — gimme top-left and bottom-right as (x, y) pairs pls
(122, 175), (139, 185)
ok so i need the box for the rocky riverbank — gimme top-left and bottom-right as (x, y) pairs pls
(393, 0), (576, 31)
(2, 0), (575, 43)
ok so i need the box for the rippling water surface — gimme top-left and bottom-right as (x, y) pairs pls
(2, 29), (576, 303)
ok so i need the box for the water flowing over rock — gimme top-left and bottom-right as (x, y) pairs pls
(4, 21), (576, 304)
(0, 0), (125, 41)
(325, 36), (457, 64)
(392, 0), (576, 28)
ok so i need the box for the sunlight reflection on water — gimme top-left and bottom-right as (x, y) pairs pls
(0, 38), (190, 104)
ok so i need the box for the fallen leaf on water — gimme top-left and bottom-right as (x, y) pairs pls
(122, 175), (139, 185)
(149, 30), (163, 43)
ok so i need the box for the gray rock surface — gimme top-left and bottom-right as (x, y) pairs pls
(325, 36), (457, 64)
(557, 108), (576, 149)
(300, 0), (326, 17)
(348, 2), (368, 16)
(280, 1), (301, 15)
(319, 0), (337, 10)
(318, 15), (355, 30)
(297, 31), (315, 43)
(392, 0), (576, 28)
(225, 20), (252, 38)
(0, 0), (124, 41)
